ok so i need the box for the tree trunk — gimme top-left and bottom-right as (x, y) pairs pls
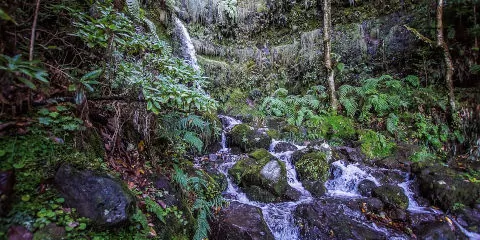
(323, 0), (338, 112)
(436, 0), (456, 120)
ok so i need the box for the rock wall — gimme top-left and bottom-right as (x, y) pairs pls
(175, 0), (429, 96)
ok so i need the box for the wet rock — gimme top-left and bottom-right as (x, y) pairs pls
(244, 185), (278, 202)
(55, 164), (135, 226)
(0, 170), (14, 217)
(414, 163), (480, 210)
(334, 146), (364, 163)
(295, 199), (388, 240)
(408, 212), (439, 228)
(210, 202), (274, 240)
(228, 149), (288, 202)
(358, 179), (377, 197)
(361, 197), (384, 213)
(388, 208), (407, 222)
(295, 151), (330, 182)
(373, 143), (416, 171)
(283, 186), (302, 201)
(414, 221), (456, 240)
(33, 223), (66, 240)
(303, 180), (326, 197)
(454, 206), (480, 233)
(273, 142), (297, 153)
(8, 225), (33, 240)
(372, 185), (409, 210)
(228, 124), (272, 152)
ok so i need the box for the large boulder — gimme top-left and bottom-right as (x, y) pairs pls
(295, 151), (330, 182)
(229, 149), (288, 202)
(228, 124), (272, 152)
(372, 185), (409, 210)
(54, 165), (135, 226)
(357, 179), (377, 197)
(210, 202), (274, 240)
(413, 163), (480, 211)
(294, 199), (392, 240)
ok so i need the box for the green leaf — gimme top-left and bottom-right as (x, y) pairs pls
(13, 162), (25, 169)
(18, 77), (37, 89)
(21, 195), (30, 201)
(49, 112), (60, 118)
(80, 69), (102, 81)
(34, 71), (49, 83)
(78, 223), (87, 230)
(38, 117), (52, 125)
(0, 9), (15, 23)
(336, 62), (345, 72)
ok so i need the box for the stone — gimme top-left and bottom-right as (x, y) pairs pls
(295, 199), (390, 240)
(283, 186), (302, 201)
(154, 175), (173, 192)
(8, 225), (33, 240)
(228, 124), (272, 152)
(228, 149), (288, 202)
(0, 170), (14, 217)
(302, 180), (326, 197)
(334, 146), (365, 163)
(414, 163), (480, 211)
(295, 151), (329, 182)
(55, 164), (135, 226)
(372, 185), (409, 210)
(361, 197), (384, 213)
(414, 222), (456, 240)
(210, 202), (274, 240)
(273, 142), (298, 153)
(33, 223), (66, 240)
(357, 179), (377, 197)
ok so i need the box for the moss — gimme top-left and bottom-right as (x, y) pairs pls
(249, 148), (273, 161)
(359, 130), (396, 159)
(372, 185), (409, 210)
(295, 152), (330, 182)
(229, 124), (271, 152)
(266, 129), (281, 140)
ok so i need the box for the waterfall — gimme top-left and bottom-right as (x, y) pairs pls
(172, 16), (199, 71)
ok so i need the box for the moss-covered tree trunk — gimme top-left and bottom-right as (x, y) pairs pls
(436, 0), (456, 120)
(323, 0), (338, 112)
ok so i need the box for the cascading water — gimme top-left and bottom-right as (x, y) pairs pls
(197, 116), (479, 240)
(172, 16), (200, 71)
(325, 160), (379, 197)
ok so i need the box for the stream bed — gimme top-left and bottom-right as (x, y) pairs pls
(195, 116), (480, 240)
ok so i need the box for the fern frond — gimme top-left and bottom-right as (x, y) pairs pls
(273, 88), (288, 98)
(126, 0), (141, 20)
(403, 75), (420, 88)
(183, 131), (204, 152)
(193, 209), (209, 240)
(386, 113), (399, 134)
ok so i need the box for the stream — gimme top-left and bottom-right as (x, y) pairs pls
(195, 115), (480, 240)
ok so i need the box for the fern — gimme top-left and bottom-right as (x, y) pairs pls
(273, 88), (288, 98)
(386, 113), (399, 134)
(126, 0), (141, 21)
(145, 196), (167, 224)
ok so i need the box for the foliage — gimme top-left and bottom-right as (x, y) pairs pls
(0, 54), (48, 89)
(304, 114), (356, 141)
(158, 113), (220, 153)
(359, 130), (396, 159)
(260, 86), (328, 126)
(172, 165), (225, 240)
(295, 152), (330, 181)
(70, 0), (217, 113)
(409, 146), (437, 163)
(37, 105), (85, 134)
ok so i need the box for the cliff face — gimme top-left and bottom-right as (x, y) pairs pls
(174, 0), (432, 97)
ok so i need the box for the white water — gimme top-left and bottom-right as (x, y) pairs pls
(325, 160), (379, 197)
(173, 17), (200, 71)
(201, 116), (479, 240)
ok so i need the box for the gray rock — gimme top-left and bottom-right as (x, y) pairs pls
(357, 179), (377, 197)
(210, 202), (274, 240)
(372, 185), (409, 210)
(55, 165), (135, 226)
(273, 142), (298, 153)
(261, 160), (281, 182)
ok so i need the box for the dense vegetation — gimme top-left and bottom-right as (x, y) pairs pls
(0, 0), (479, 239)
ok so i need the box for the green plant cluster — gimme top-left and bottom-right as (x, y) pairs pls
(359, 130), (396, 159)
(172, 165), (225, 240)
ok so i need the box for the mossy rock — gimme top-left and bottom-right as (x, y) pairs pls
(266, 129), (281, 140)
(415, 164), (480, 210)
(244, 185), (278, 202)
(372, 185), (409, 210)
(280, 124), (301, 140)
(295, 151), (330, 182)
(228, 124), (272, 152)
(228, 149), (288, 202)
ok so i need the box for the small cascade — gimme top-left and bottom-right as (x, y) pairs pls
(172, 16), (200, 71)
(197, 116), (479, 240)
(398, 177), (433, 213)
(325, 160), (379, 197)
